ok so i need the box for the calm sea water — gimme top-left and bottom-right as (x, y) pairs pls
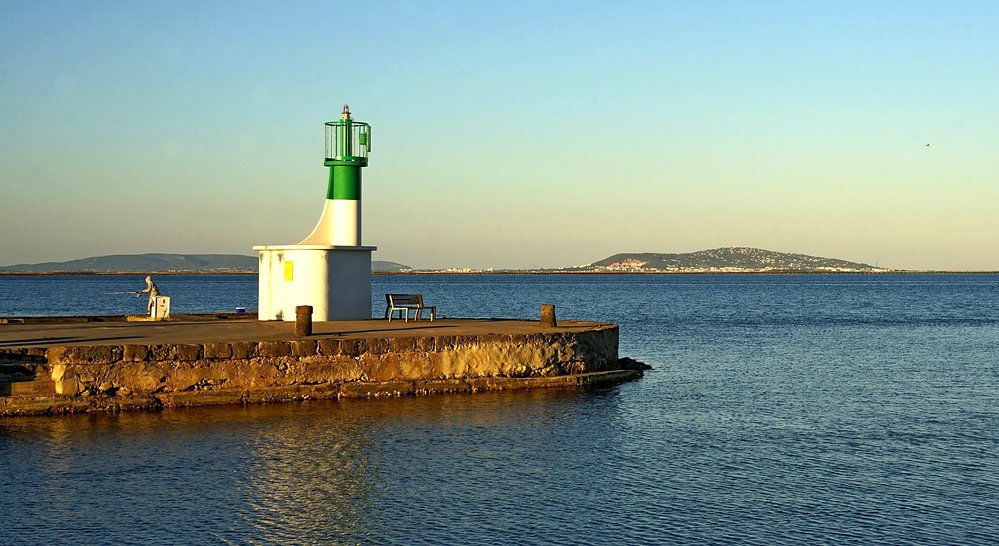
(2, 274), (998, 544)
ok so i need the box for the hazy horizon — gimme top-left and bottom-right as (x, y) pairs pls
(6, 247), (995, 272)
(2, 2), (997, 270)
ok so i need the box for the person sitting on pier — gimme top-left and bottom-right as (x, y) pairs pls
(136, 276), (160, 314)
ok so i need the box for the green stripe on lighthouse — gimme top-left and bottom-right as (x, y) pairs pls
(327, 166), (361, 200)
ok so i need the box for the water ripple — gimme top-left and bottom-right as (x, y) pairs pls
(2, 274), (999, 544)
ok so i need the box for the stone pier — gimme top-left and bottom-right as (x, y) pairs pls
(0, 318), (642, 416)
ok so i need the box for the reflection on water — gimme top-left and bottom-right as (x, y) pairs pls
(237, 405), (378, 543)
(1, 388), (621, 545)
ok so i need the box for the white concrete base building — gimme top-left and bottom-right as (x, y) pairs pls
(254, 244), (374, 321)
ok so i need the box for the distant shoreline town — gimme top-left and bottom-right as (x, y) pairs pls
(0, 248), (995, 275)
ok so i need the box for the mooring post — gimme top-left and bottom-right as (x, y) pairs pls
(540, 304), (557, 328)
(295, 305), (313, 336)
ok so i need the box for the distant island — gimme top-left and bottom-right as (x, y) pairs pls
(578, 247), (885, 273)
(0, 254), (412, 274)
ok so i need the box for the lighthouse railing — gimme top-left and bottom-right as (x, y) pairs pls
(324, 121), (370, 162)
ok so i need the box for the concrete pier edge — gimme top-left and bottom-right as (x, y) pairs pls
(0, 321), (644, 416)
(0, 370), (642, 416)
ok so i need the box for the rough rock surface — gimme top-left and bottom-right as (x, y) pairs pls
(0, 326), (640, 415)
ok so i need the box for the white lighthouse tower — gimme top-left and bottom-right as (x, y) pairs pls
(253, 106), (375, 321)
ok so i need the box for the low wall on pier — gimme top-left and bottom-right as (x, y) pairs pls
(0, 325), (641, 416)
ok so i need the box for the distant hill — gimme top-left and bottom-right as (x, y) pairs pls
(372, 261), (412, 272)
(0, 254), (257, 273)
(0, 254), (412, 273)
(586, 248), (880, 272)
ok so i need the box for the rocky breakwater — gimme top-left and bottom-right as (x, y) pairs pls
(0, 325), (644, 416)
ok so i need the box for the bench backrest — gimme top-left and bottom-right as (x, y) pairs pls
(386, 294), (423, 306)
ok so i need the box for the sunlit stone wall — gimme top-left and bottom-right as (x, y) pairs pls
(0, 325), (637, 415)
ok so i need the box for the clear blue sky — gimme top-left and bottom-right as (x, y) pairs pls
(2, 1), (997, 270)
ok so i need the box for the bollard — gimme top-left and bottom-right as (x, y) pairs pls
(540, 304), (557, 328)
(295, 305), (313, 337)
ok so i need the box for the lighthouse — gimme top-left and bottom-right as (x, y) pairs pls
(253, 106), (375, 321)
